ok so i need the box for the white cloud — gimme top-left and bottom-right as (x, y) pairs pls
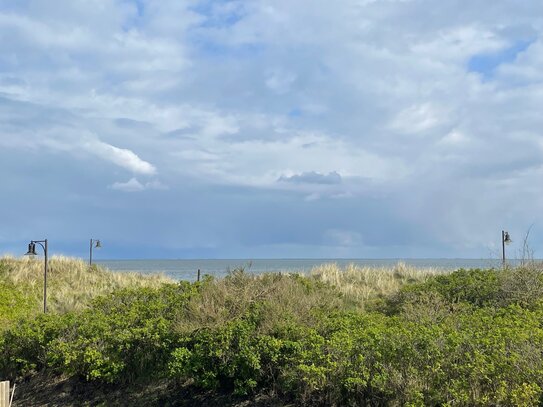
(389, 103), (449, 135)
(109, 177), (167, 192)
(145, 179), (169, 190)
(438, 129), (470, 147)
(109, 177), (145, 192)
(410, 26), (507, 62)
(84, 140), (156, 175)
(265, 70), (297, 94)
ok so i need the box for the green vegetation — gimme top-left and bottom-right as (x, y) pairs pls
(0, 256), (172, 319)
(3, 257), (543, 406)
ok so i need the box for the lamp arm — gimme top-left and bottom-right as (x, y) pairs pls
(33, 241), (46, 253)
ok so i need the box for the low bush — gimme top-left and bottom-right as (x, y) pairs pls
(1, 283), (197, 383)
(498, 263), (543, 307)
(0, 313), (72, 379)
(3, 264), (543, 405)
(389, 268), (501, 312)
(0, 281), (36, 329)
(170, 310), (273, 395)
(175, 270), (350, 334)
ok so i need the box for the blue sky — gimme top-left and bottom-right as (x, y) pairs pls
(1, 0), (543, 259)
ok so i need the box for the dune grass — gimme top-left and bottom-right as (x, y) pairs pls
(0, 256), (443, 319)
(0, 255), (173, 318)
(310, 261), (442, 302)
(0, 256), (445, 330)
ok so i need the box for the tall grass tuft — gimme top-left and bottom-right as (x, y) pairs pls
(310, 262), (443, 302)
(0, 255), (173, 315)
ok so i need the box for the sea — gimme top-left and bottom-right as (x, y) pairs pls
(94, 258), (516, 281)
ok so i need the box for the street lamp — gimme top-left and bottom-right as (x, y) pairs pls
(24, 239), (48, 313)
(89, 239), (101, 266)
(502, 230), (512, 268)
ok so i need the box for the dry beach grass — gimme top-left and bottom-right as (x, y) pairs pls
(0, 256), (445, 328)
(310, 261), (441, 302)
(0, 255), (173, 315)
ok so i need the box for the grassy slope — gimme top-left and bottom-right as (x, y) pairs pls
(0, 257), (439, 322)
(0, 256), (173, 325)
(0, 256), (440, 333)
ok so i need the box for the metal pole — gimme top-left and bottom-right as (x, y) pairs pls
(502, 230), (506, 268)
(44, 239), (48, 313)
(25, 239), (48, 313)
(89, 238), (93, 265)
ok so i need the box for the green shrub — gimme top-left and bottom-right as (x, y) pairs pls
(47, 283), (196, 383)
(295, 306), (543, 406)
(3, 267), (543, 406)
(0, 313), (73, 380)
(1, 282), (197, 383)
(498, 264), (543, 307)
(170, 305), (313, 396)
(0, 281), (37, 329)
(437, 305), (543, 405)
(386, 268), (501, 315)
(170, 315), (262, 394)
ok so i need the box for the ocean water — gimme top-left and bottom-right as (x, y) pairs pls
(95, 258), (512, 281)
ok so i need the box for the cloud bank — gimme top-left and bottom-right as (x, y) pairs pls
(1, 0), (543, 258)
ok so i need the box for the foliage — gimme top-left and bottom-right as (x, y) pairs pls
(0, 280), (36, 330)
(1, 283), (197, 383)
(3, 262), (543, 405)
(391, 268), (501, 309)
(498, 263), (543, 307)
(0, 313), (71, 379)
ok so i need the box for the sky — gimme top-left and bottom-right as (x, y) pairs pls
(1, 0), (543, 259)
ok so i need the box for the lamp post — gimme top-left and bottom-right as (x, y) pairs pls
(89, 239), (101, 266)
(24, 239), (48, 313)
(502, 230), (512, 268)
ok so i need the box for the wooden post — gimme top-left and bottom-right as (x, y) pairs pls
(197, 269), (201, 282)
(0, 381), (9, 407)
